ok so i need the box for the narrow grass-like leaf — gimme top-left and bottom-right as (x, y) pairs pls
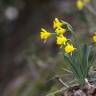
(81, 44), (91, 78)
(70, 55), (84, 86)
(88, 51), (96, 72)
(62, 68), (73, 74)
(63, 54), (82, 84)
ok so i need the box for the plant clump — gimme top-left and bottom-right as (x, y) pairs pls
(40, 18), (96, 96)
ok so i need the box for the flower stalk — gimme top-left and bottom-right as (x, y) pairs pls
(40, 18), (96, 86)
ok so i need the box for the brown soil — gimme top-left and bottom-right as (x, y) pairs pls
(62, 83), (96, 96)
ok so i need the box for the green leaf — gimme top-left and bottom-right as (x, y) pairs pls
(88, 49), (96, 72)
(81, 44), (91, 78)
(63, 54), (81, 84)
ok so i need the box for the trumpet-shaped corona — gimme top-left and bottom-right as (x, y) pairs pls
(76, 0), (91, 10)
(56, 35), (67, 45)
(40, 28), (51, 42)
(64, 43), (76, 55)
(53, 18), (63, 29)
(55, 27), (66, 35)
(92, 33), (96, 43)
(76, 0), (84, 10)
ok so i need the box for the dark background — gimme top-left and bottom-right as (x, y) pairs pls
(0, 0), (96, 96)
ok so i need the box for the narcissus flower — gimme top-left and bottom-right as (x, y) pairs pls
(56, 35), (68, 46)
(92, 33), (96, 43)
(40, 28), (51, 43)
(64, 43), (76, 55)
(53, 18), (63, 29)
(76, 0), (84, 10)
(55, 27), (66, 35)
(76, 0), (91, 10)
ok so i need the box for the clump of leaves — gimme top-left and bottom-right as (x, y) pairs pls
(40, 18), (96, 95)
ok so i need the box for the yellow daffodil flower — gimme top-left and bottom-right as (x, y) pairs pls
(56, 35), (68, 46)
(76, 0), (91, 10)
(64, 43), (76, 55)
(55, 27), (66, 35)
(76, 0), (85, 10)
(53, 18), (63, 29)
(40, 28), (51, 43)
(92, 33), (96, 43)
